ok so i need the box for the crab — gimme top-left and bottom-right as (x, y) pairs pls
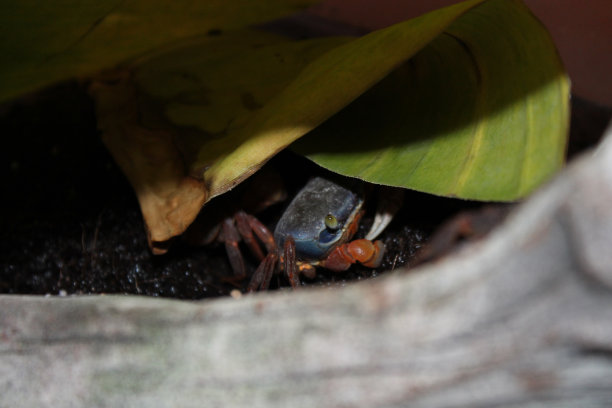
(185, 173), (402, 291)
(248, 176), (404, 291)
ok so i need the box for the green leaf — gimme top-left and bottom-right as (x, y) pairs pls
(193, 0), (491, 199)
(134, 29), (351, 153)
(0, 0), (318, 102)
(294, 0), (569, 201)
(92, 0), (567, 246)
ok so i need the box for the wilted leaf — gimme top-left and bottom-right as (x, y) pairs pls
(89, 71), (207, 253)
(294, 0), (569, 201)
(0, 0), (318, 102)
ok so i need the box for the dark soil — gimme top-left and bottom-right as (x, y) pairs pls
(1, 83), (610, 299)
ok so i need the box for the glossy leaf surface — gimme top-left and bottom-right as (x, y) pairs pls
(295, 0), (569, 200)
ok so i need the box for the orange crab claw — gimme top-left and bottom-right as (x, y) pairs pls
(321, 239), (385, 272)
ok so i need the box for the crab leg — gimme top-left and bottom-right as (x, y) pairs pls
(243, 212), (276, 253)
(321, 239), (385, 271)
(221, 217), (247, 278)
(234, 211), (264, 261)
(283, 237), (301, 289)
(247, 252), (277, 292)
(234, 211), (276, 262)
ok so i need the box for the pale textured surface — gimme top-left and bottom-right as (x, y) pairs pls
(2, 123), (612, 407)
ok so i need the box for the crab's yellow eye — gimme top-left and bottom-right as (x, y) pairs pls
(325, 213), (339, 230)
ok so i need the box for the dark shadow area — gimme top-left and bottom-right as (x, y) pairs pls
(567, 97), (612, 158)
(1, 80), (608, 298)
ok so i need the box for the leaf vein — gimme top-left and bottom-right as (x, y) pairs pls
(444, 32), (486, 195)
